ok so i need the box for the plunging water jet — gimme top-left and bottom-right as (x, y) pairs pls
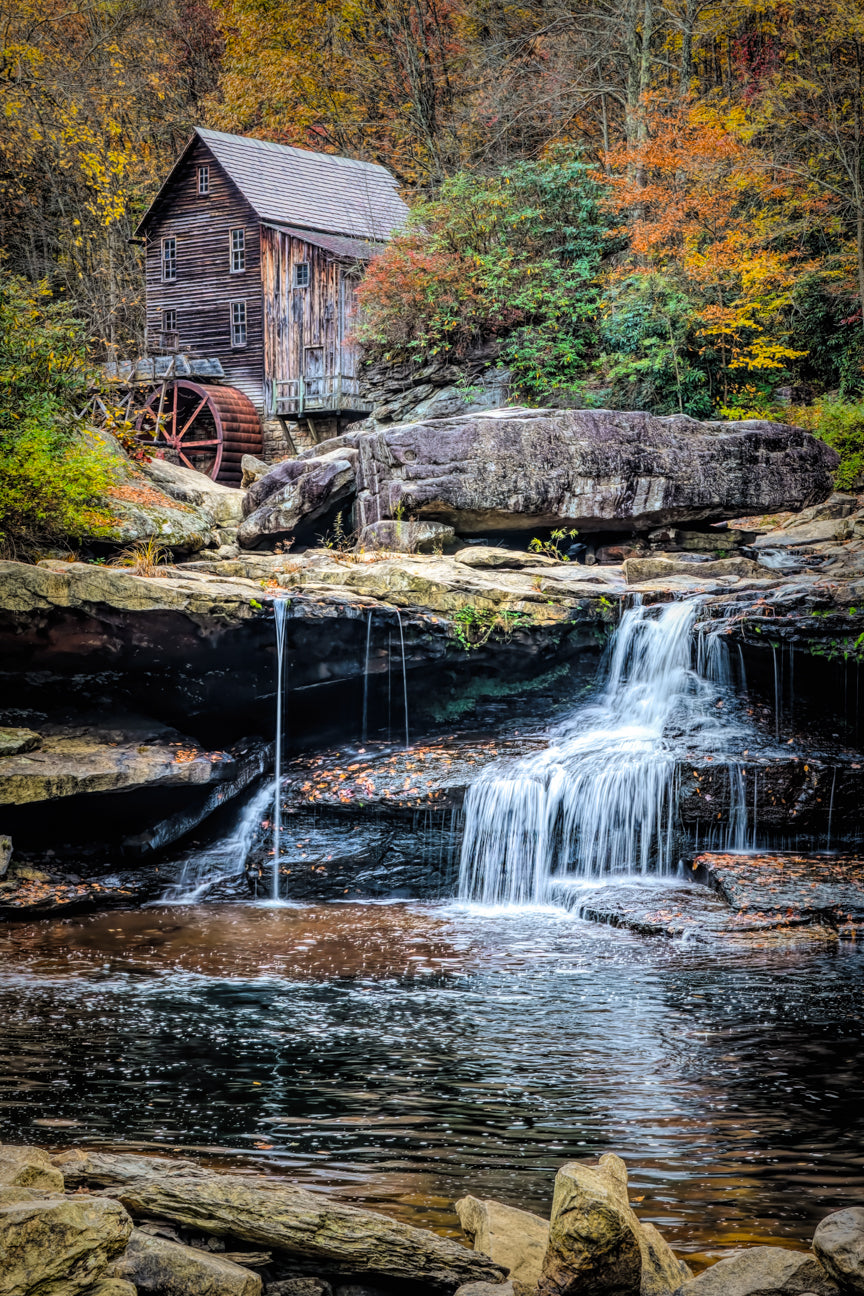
(395, 609), (410, 748)
(459, 599), (750, 906)
(361, 610), (373, 744)
(272, 597), (289, 902)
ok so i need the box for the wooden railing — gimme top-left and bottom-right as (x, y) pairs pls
(273, 374), (371, 417)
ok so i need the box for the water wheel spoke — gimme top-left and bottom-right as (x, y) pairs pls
(178, 450), (197, 471)
(171, 381), (179, 444)
(181, 439), (220, 448)
(177, 395), (210, 441)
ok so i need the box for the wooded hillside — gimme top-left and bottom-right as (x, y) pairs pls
(4, 0), (864, 423)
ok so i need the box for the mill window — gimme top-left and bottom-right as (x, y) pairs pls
(162, 309), (176, 333)
(230, 300), (247, 348)
(294, 262), (310, 288)
(161, 237), (176, 282)
(198, 165), (210, 195)
(230, 228), (246, 273)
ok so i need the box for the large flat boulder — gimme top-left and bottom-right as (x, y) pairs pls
(84, 1164), (505, 1292)
(0, 1195), (132, 1296)
(352, 409), (837, 533)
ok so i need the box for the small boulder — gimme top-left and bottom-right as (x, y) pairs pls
(537, 1153), (643, 1296)
(0, 1194), (132, 1295)
(456, 1194), (548, 1296)
(0, 1144), (65, 1192)
(675, 1246), (838, 1295)
(813, 1208), (864, 1291)
(454, 1285), (516, 1296)
(358, 520), (455, 553)
(239, 454), (356, 548)
(241, 454), (272, 489)
(265, 1281), (332, 1296)
(455, 546), (560, 570)
(0, 730), (40, 758)
(0, 836), (11, 878)
(116, 1228), (262, 1296)
(85, 1281), (138, 1296)
(623, 555), (762, 584)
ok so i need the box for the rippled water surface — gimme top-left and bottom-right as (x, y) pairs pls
(1, 896), (863, 1263)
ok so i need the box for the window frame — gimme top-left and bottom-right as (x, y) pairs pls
(293, 262), (310, 288)
(230, 227), (246, 274)
(197, 165), (210, 196)
(161, 236), (177, 283)
(162, 308), (176, 334)
(230, 300), (247, 348)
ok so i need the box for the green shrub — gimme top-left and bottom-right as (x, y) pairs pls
(357, 154), (608, 403)
(0, 273), (115, 555)
(791, 400), (864, 490)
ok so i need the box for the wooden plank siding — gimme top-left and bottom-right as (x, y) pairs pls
(260, 225), (366, 417)
(143, 139), (266, 410)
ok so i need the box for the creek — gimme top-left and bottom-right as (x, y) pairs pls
(1, 901), (863, 1267)
(2, 595), (863, 1269)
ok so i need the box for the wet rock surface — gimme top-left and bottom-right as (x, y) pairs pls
(696, 852), (864, 934)
(0, 715), (269, 861)
(574, 881), (843, 946)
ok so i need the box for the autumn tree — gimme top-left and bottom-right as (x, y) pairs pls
(0, 0), (223, 354)
(600, 100), (813, 412)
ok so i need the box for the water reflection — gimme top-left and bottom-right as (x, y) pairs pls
(0, 899), (862, 1261)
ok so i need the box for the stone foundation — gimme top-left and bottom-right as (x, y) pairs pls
(260, 416), (355, 462)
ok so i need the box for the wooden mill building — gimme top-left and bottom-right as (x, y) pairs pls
(134, 128), (408, 452)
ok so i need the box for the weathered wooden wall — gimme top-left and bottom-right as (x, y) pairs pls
(144, 139), (265, 410)
(260, 225), (361, 413)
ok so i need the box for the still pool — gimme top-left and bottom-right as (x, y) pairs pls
(1, 896), (863, 1266)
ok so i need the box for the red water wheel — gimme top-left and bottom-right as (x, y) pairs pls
(135, 381), (262, 486)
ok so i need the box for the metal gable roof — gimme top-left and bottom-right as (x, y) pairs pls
(135, 128), (409, 241)
(262, 224), (381, 261)
(206, 128), (407, 239)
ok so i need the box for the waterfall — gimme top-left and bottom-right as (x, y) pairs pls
(458, 599), (749, 906)
(272, 597), (289, 902)
(162, 780), (272, 903)
(395, 610), (410, 748)
(361, 610), (373, 744)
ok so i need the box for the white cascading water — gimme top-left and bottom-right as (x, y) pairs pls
(458, 598), (749, 906)
(162, 780), (273, 903)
